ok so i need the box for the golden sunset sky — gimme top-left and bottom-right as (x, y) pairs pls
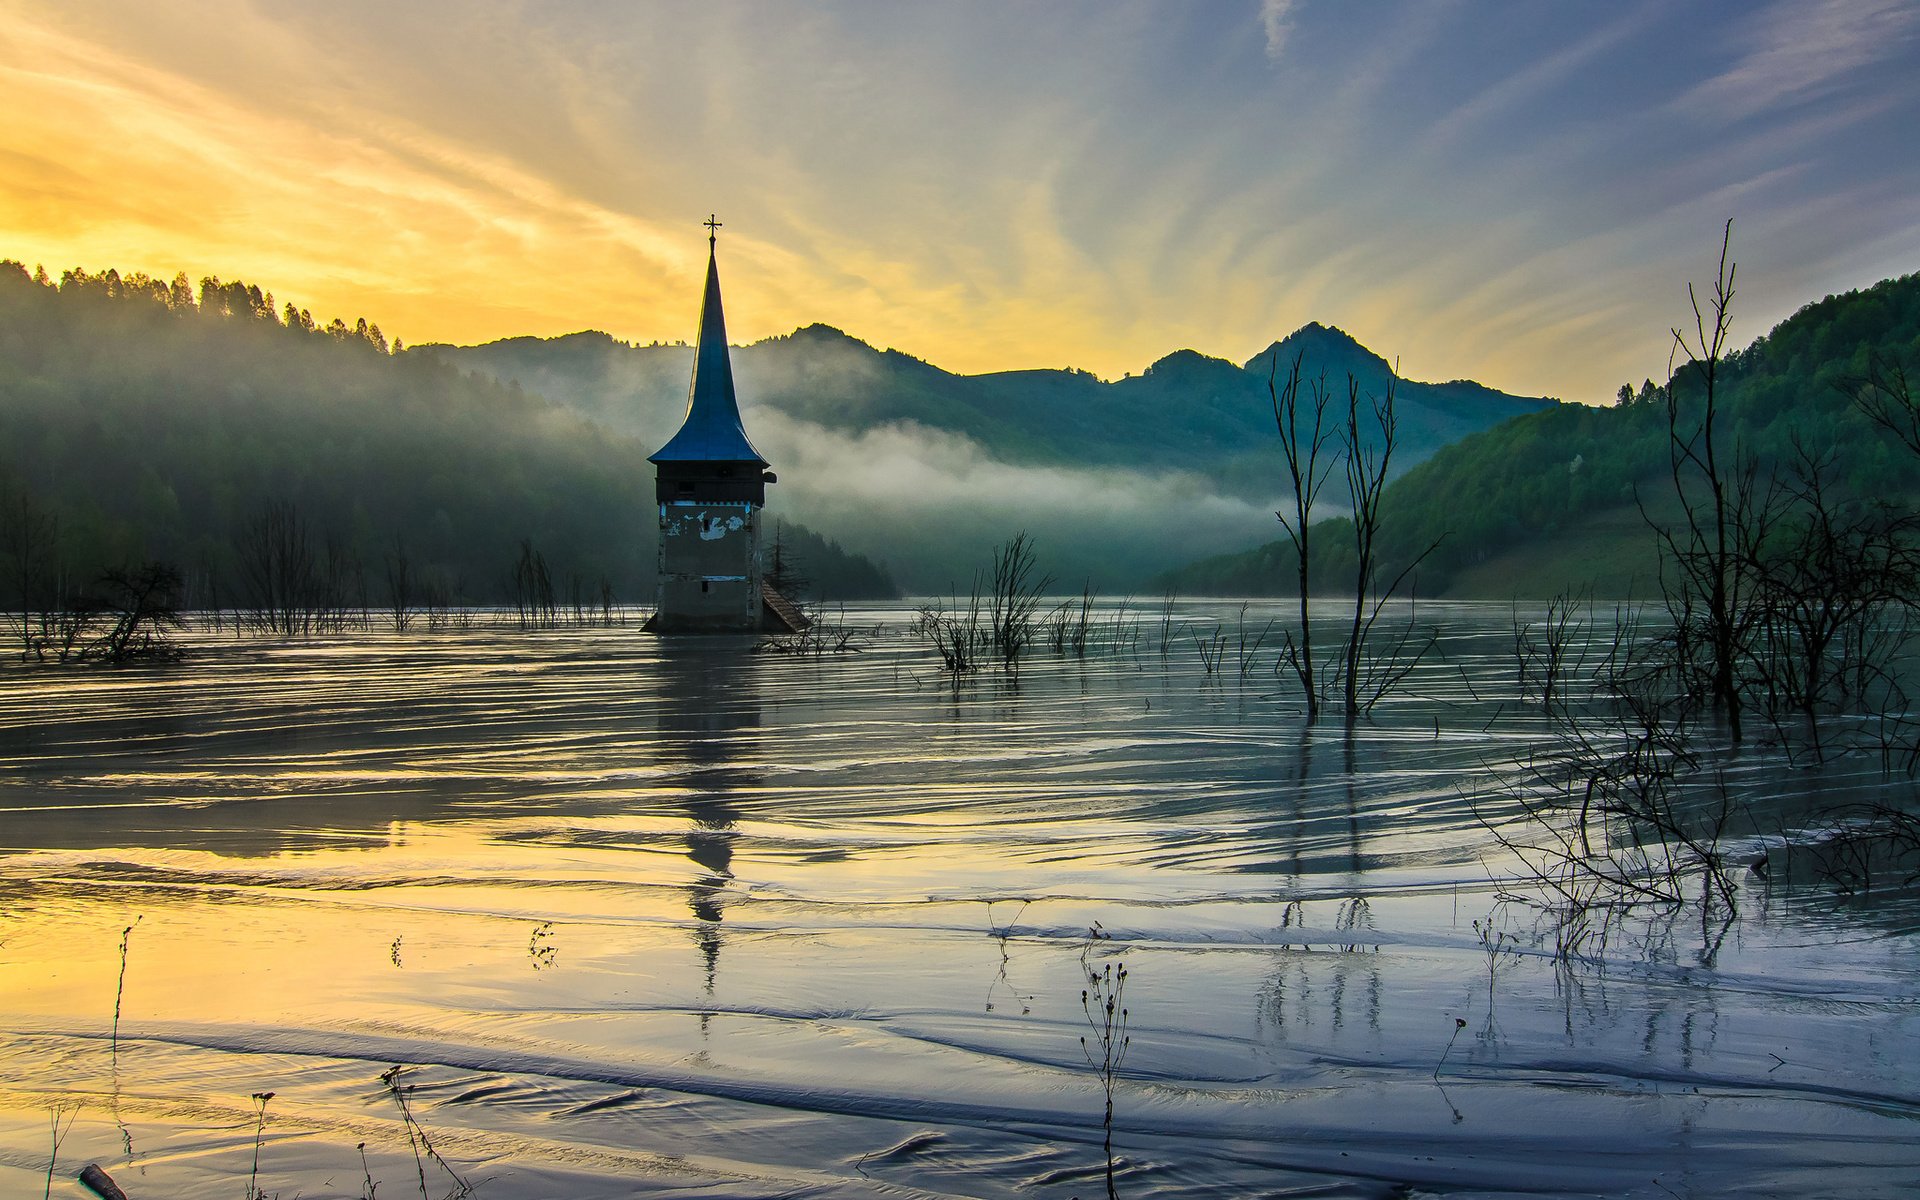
(4, 1), (1917, 401)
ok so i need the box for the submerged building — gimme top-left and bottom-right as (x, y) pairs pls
(648, 218), (806, 634)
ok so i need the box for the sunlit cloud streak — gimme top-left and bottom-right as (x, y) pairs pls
(1680, 0), (1919, 119)
(1, 0), (1916, 405)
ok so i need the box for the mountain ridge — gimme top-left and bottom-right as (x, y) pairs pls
(0, 255), (1557, 594)
(1159, 269), (1920, 597)
(421, 318), (1555, 485)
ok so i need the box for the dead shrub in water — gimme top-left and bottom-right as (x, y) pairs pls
(1080, 958), (1130, 1200)
(1485, 606), (1744, 957)
(5, 560), (187, 665)
(1493, 503), (1919, 951)
(43, 1103), (76, 1200)
(1755, 802), (1920, 897)
(111, 916), (140, 1065)
(914, 534), (1051, 672)
(1043, 587), (1094, 656)
(379, 1065), (473, 1200)
(1497, 700), (1739, 916)
(1512, 590), (1598, 715)
(1191, 624), (1227, 676)
(915, 588), (984, 672)
(1155, 591), (1183, 659)
(986, 533), (1049, 663)
(757, 606), (870, 656)
(246, 1091), (274, 1200)
(86, 564), (188, 662)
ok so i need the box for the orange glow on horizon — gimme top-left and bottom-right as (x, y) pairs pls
(5, 4), (1910, 403)
(0, 7), (1612, 399)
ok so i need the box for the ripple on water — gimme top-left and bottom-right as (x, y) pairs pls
(1, 603), (1917, 1198)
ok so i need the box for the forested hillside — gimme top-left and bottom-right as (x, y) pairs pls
(1165, 270), (1920, 597)
(430, 319), (1553, 485)
(425, 316), (1551, 590)
(0, 253), (1559, 607)
(0, 263), (896, 607)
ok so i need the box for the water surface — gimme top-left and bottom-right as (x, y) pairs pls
(2, 602), (1916, 1198)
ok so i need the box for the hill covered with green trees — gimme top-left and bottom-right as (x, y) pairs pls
(420, 315), (1550, 589)
(0, 262), (897, 610)
(1163, 269), (1920, 598)
(1, 251), (1557, 606)
(428, 318), (1553, 496)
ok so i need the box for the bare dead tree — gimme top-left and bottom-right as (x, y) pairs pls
(317, 532), (364, 632)
(235, 499), (317, 635)
(510, 539), (557, 630)
(1270, 348), (1337, 719)
(1652, 220), (1750, 740)
(84, 563), (186, 662)
(1742, 438), (1920, 757)
(384, 539), (416, 632)
(1, 484), (59, 661)
(1338, 370), (1443, 717)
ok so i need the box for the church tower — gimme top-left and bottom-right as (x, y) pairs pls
(649, 217), (794, 633)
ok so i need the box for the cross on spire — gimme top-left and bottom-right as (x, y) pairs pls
(704, 213), (722, 248)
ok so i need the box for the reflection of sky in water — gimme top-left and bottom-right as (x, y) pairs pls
(1, 603), (1917, 1199)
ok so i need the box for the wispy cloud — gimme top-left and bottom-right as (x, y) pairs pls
(1418, 3), (1657, 156)
(1260, 0), (1299, 62)
(1682, 0), (1918, 119)
(2, 0), (1915, 411)
(0, 9), (762, 346)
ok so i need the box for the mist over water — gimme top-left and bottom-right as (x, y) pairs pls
(2, 601), (1916, 1198)
(426, 329), (1391, 590)
(750, 410), (1286, 588)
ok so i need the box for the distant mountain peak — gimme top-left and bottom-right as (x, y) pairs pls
(1289, 321), (1364, 347)
(1143, 347), (1240, 377)
(1246, 322), (1392, 376)
(790, 321), (858, 342)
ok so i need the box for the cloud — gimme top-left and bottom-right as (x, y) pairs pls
(1417, 3), (1657, 157)
(4, 0), (1916, 419)
(1682, 0), (1918, 120)
(1259, 0), (1298, 62)
(0, 10), (710, 344)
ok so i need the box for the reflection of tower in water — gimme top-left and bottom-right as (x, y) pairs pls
(653, 647), (760, 1002)
(684, 792), (735, 992)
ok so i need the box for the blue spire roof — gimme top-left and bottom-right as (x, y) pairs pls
(650, 236), (768, 466)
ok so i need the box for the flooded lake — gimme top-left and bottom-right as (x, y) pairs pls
(2, 601), (1917, 1198)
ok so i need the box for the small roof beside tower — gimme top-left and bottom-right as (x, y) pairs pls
(649, 215), (769, 467)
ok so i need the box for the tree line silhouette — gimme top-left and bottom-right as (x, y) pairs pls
(0, 258), (895, 659)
